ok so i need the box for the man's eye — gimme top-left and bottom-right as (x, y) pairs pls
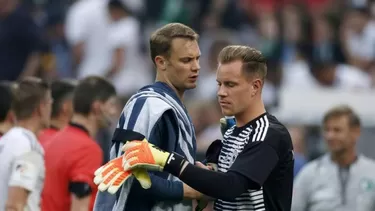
(181, 58), (191, 63)
(226, 83), (235, 87)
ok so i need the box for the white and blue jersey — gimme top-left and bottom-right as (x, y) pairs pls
(94, 82), (196, 211)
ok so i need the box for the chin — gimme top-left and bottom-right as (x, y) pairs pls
(221, 109), (234, 117)
(42, 122), (49, 129)
(185, 83), (197, 89)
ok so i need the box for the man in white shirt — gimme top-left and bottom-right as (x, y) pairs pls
(0, 77), (52, 211)
(108, 9), (152, 98)
(65, 0), (134, 79)
(341, 7), (375, 72)
(292, 105), (375, 211)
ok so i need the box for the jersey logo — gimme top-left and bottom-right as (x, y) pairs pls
(360, 178), (375, 192)
(16, 164), (27, 173)
(223, 148), (241, 167)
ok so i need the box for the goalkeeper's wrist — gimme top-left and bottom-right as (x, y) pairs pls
(163, 152), (188, 177)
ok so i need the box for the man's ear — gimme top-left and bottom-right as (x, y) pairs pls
(91, 101), (101, 116)
(36, 102), (45, 117)
(61, 100), (73, 115)
(155, 56), (167, 71)
(251, 79), (263, 96)
(351, 126), (361, 142)
(6, 110), (16, 124)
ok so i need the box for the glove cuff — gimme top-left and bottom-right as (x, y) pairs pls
(163, 152), (187, 177)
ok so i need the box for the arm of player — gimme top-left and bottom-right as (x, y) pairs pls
(123, 141), (279, 201)
(125, 111), (200, 201)
(5, 187), (29, 211)
(291, 163), (313, 211)
(69, 144), (103, 211)
(180, 142), (279, 201)
(70, 194), (91, 211)
(6, 151), (43, 211)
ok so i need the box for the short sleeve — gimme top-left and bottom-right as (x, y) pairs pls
(229, 142), (279, 187)
(8, 151), (44, 191)
(69, 144), (103, 189)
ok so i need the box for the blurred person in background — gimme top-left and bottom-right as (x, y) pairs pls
(0, 0), (42, 81)
(107, 0), (153, 100)
(0, 77), (52, 211)
(195, 100), (224, 155)
(340, 6), (375, 73)
(65, 0), (130, 78)
(283, 58), (372, 89)
(309, 15), (345, 64)
(44, 11), (73, 79)
(39, 79), (77, 147)
(42, 76), (117, 211)
(279, 4), (307, 65)
(0, 82), (16, 137)
(255, 12), (281, 62)
(292, 105), (375, 211)
(194, 39), (231, 101)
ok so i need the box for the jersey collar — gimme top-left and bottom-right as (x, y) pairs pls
(49, 125), (60, 131)
(237, 112), (268, 129)
(69, 122), (90, 136)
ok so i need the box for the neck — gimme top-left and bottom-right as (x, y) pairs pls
(50, 116), (69, 130)
(70, 114), (97, 138)
(17, 118), (42, 136)
(0, 121), (12, 135)
(155, 73), (184, 100)
(331, 148), (357, 167)
(235, 96), (266, 127)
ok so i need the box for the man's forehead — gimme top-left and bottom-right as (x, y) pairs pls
(170, 38), (200, 56)
(325, 115), (350, 126)
(217, 61), (243, 75)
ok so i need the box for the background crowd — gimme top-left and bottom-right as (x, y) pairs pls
(1, 0), (374, 180)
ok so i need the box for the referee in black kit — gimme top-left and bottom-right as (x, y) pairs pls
(121, 45), (294, 211)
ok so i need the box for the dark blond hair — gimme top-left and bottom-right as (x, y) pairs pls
(218, 45), (267, 80)
(73, 76), (116, 116)
(149, 23), (199, 64)
(323, 105), (361, 128)
(12, 77), (50, 120)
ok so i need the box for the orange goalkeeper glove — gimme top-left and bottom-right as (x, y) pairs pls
(122, 139), (187, 177)
(93, 156), (151, 194)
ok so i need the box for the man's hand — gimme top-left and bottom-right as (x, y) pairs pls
(195, 161), (213, 171)
(122, 139), (189, 178)
(93, 157), (151, 194)
(220, 117), (236, 136)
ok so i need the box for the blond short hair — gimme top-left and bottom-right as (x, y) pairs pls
(323, 105), (361, 128)
(12, 77), (50, 120)
(149, 23), (199, 64)
(218, 45), (267, 80)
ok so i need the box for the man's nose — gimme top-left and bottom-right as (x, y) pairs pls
(192, 60), (200, 72)
(324, 130), (335, 140)
(217, 85), (227, 97)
